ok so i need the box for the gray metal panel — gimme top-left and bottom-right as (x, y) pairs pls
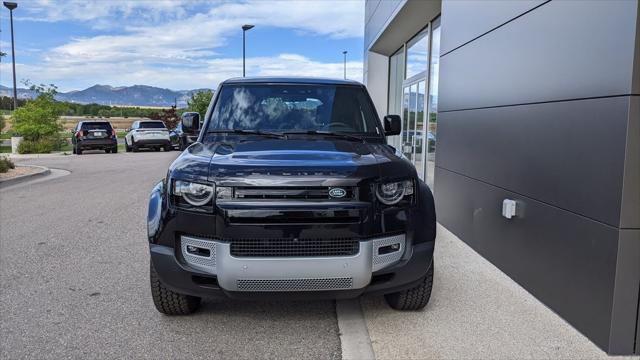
(367, 0), (441, 55)
(634, 2), (640, 95)
(364, 0), (405, 50)
(620, 96), (640, 228)
(435, 167), (619, 352)
(439, 0), (638, 111)
(365, 0), (381, 25)
(608, 229), (640, 354)
(440, 0), (545, 55)
(436, 96), (630, 227)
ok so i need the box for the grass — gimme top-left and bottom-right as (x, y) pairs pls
(0, 146), (10, 153)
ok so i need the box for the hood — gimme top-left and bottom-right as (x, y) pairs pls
(169, 138), (415, 187)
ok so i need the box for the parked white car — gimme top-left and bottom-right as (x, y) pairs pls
(124, 120), (172, 152)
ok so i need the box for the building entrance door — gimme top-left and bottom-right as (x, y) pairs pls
(401, 80), (427, 180)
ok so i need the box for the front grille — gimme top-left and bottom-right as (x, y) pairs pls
(230, 238), (360, 257)
(237, 277), (353, 291)
(233, 186), (357, 200)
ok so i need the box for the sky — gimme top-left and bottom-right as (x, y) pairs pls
(0, 0), (365, 92)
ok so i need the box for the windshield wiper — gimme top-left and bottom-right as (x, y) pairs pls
(282, 130), (365, 143)
(207, 129), (284, 139)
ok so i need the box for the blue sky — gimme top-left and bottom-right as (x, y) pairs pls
(0, 0), (364, 92)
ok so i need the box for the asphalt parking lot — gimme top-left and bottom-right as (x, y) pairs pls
(0, 151), (341, 359)
(0, 151), (623, 359)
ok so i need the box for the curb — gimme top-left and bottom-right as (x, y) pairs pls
(0, 165), (51, 188)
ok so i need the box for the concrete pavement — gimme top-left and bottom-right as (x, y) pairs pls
(0, 151), (633, 359)
(0, 151), (341, 359)
(360, 225), (629, 359)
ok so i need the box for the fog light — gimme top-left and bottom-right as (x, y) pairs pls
(378, 243), (401, 255)
(186, 245), (210, 257)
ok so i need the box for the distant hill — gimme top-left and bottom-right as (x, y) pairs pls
(0, 84), (212, 107)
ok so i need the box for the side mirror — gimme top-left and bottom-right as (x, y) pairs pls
(383, 115), (401, 136)
(182, 113), (201, 133)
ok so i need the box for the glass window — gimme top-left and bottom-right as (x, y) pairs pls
(139, 121), (167, 129)
(426, 18), (440, 188)
(208, 85), (381, 134)
(81, 122), (112, 130)
(406, 28), (429, 79)
(387, 48), (405, 148)
(414, 81), (426, 179)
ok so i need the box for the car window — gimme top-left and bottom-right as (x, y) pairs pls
(81, 122), (112, 130)
(139, 121), (166, 129)
(207, 84), (381, 135)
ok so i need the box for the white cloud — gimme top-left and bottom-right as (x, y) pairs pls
(1, 54), (363, 91)
(5, 0), (365, 91)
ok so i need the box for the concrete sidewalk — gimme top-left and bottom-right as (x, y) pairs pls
(361, 224), (634, 359)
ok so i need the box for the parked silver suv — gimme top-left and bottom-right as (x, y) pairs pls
(124, 120), (172, 152)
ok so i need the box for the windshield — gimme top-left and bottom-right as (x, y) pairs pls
(140, 121), (166, 129)
(207, 84), (381, 135)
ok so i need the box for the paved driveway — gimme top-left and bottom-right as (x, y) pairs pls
(0, 151), (622, 359)
(0, 151), (341, 359)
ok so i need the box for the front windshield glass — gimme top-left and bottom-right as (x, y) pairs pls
(207, 84), (381, 135)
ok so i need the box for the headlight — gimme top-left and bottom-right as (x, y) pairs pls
(376, 180), (414, 205)
(173, 180), (214, 206)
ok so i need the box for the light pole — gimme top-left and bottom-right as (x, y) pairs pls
(342, 51), (347, 80)
(3, 2), (18, 110)
(242, 24), (254, 77)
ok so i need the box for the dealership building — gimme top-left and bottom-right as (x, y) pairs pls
(363, 0), (639, 355)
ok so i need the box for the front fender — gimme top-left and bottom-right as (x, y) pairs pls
(413, 180), (437, 244)
(147, 180), (165, 242)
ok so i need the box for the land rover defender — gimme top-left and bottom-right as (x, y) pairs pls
(147, 77), (436, 315)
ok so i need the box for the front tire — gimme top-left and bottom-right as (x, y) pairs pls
(150, 262), (200, 315)
(385, 262), (434, 311)
(111, 146), (118, 153)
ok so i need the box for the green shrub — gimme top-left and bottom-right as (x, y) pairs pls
(0, 157), (15, 173)
(11, 85), (63, 141)
(17, 139), (56, 154)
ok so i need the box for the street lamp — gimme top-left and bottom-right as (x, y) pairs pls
(242, 24), (254, 77)
(3, 1), (18, 110)
(342, 51), (347, 80)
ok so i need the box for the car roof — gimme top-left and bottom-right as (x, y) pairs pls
(222, 76), (363, 86)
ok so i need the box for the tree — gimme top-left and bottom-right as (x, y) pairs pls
(11, 84), (63, 141)
(187, 90), (213, 118)
(150, 106), (180, 129)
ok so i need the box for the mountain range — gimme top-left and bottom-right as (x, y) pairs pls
(0, 84), (212, 107)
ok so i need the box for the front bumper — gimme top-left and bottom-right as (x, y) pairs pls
(149, 234), (434, 300)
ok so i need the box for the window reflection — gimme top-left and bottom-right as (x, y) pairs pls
(414, 81), (426, 179)
(426, 19), (440, 189)
(388, 48), (405, 149)
(406, 29), (428, 79)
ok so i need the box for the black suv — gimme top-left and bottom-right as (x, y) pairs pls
(72, 121), (117, 154)
(147, 77), (436, 315)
